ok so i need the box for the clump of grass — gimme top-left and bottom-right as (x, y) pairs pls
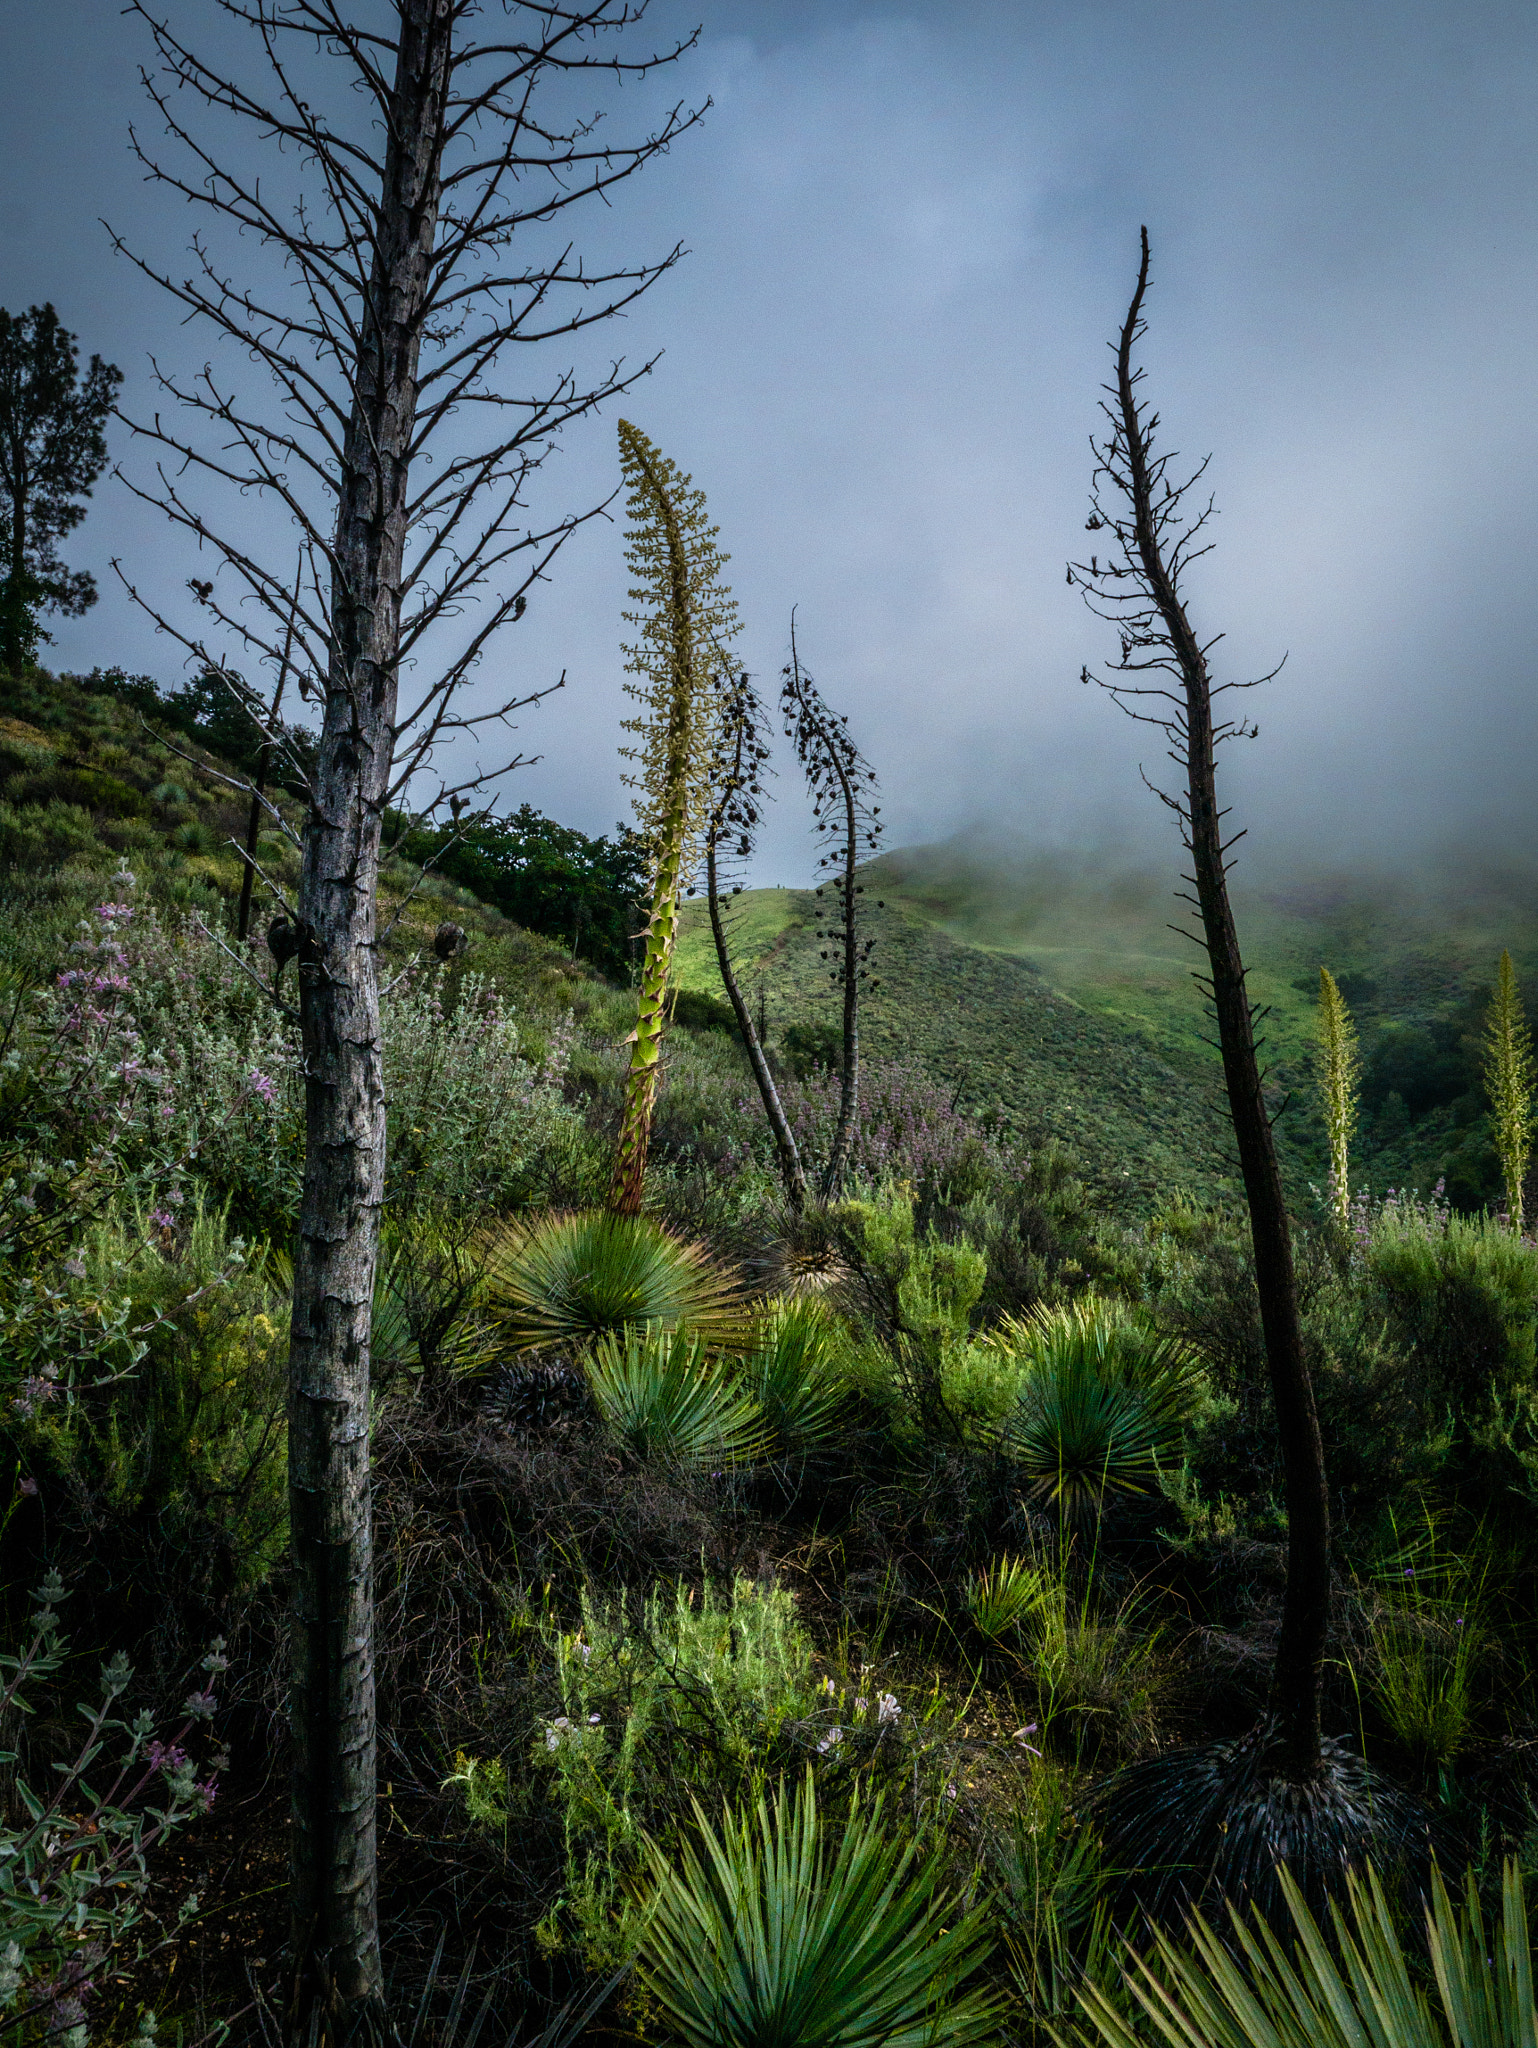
(1363, 1506), (1493, 1781)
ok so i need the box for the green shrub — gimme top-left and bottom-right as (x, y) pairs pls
(448, 1576), (821, 1966)
(1368, 1201), (1538, 1407)
(7, 1199), (289, 1615)
(0, 1574), (225, 2043)
(636, 1770), (1003, 2048)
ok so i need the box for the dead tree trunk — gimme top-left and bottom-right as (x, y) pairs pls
(1076, 228), (1328, 1777)
(115, 5), (703, 2020)
(780, 627), (883, 1204)
(704, 669), (806, 1209)
(285, 6), (452, 2009)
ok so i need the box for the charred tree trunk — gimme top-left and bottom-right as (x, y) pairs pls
(286, 3), (451, 2017)
(1097, 228), (1329, 1776)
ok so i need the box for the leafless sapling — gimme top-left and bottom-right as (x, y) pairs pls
(704, 667), (806, 1208)
(1073, 229), (1329, 1779)
(780, 623), (884, 1202)
(110, 4), (702, 2027)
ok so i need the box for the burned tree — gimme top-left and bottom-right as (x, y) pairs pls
(705, 668), (806, 1208)
(781, 625), (883, 1202)
(112, 3), (702, 2027)
(1072, 230), (1413, 1923)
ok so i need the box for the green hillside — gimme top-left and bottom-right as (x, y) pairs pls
(677, 838), (1538, 1213)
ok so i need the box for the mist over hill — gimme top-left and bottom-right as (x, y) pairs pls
(678, 830), (1538, 1215)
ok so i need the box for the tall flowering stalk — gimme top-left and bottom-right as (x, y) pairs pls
(1484, 950), (1534, 1231)
(609, 422), (737, 1216)
(780, 625), (884, 1203)
(704, 668), (806, 1209)
(1314, 968), (1360, 1230)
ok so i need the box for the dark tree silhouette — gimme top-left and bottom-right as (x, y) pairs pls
(780, 623), (883, 1202)
(0, 304), (122, 668)
(1071, 232), (1429, 1934)
(705, 667), (806, 1208)
(110, 3), (702, 2029)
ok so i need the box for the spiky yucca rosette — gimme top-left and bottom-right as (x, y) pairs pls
(479, 1210), (751, 1356)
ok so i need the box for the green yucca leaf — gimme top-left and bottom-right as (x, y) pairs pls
(964, 1554), (1053, 1645)
(637, 1770), (1004, 2048)
(1063, 1859), (1536, 2048)
(480, 1209), (750, 1355)
(997, 1300), (1196, 1517)
(747, 1296), (849, 1457)
(586, 1326), (768, 1469)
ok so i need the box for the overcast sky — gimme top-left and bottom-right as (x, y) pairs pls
(4, 0), (1536, 885)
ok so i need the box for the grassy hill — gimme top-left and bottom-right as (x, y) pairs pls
(676, 837), (1538, 1213)
(7, 656), (1528, 1216)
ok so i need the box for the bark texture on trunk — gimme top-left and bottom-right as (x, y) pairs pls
(286, 0), (451, 2017)
(706, 834), (806, 1208)
(1115, 230), (1330, 1777)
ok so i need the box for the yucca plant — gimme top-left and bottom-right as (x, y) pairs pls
(1066, 1858), (1536, 2048)
(636, 1771), (1003, 2048)
(747, 1296), (849, 1458)
(998, 1301), (1196, 1519)
(480, 1210), (749, 1356)
(1315, 967), (1361, 1231)
(1484, 949), (1535, 1232)
(586, 1326), (767, 1470)
(964, 1554), (1053, 1646)
(610, 421), (738, 1216)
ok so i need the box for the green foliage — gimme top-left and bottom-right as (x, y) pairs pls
(395, 803), (647, 981)
(0, 303), (122, 664)
(635, 1770), (1003, 2048)
(1066, 1858), (1537, 2048)
(9, 1198), (290, 1606)
(746, 1296), (850, 1457)
(996, 1300), (1197, 1518)
(1367, 1200), (1538, 1408)
(481, 1209), (750, 1354)
(1362, 1508), (1493, 1780)
(483, 1576), (820, 1966)
(1484, 951), (1535, 1231)
(964, 1554), (1052, 1646)
(0, 1571), (223, 2040)
(1315, 967), (1361, 1229)
(586, 1327), (768, 1469)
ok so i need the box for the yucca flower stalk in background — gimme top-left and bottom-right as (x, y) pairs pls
(1484, 949), (1535, 1232)
(609, 422), (739, 1216)
(1314, 968), (1360, 1231)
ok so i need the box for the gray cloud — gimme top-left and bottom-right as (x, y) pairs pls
(3, 1), (1535, 884)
